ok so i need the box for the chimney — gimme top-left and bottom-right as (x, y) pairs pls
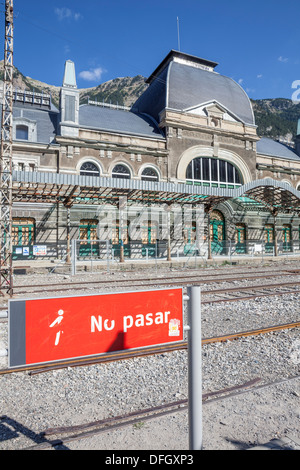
(60, 60), (79, 138)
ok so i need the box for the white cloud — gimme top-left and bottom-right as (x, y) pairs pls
(257, 74), (263, 79)
(278, 56), (288, 63)
(238, 78), (243, 85)
(79, 67), (105, 82)
(55, 7), (82, 21)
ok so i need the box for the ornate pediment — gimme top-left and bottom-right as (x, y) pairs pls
(185, 100), (241, 124)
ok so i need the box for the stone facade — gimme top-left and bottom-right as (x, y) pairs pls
(7, 50), (300, 260)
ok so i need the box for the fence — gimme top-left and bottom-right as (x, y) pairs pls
(70, 239), (210, 274)
(208, 239), (300, 261)
(69, 238), (300, 274)
(11, 237), (300, 274)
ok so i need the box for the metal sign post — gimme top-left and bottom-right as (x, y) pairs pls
(71, 239), (76, 275)
(186, 285), (202, 450)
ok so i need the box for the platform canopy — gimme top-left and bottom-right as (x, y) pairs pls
(11, 171), (300, 214)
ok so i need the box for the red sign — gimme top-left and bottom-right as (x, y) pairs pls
(15, 288), (183, 366)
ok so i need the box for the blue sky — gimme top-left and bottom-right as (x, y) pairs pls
(3, 0), (300, 99)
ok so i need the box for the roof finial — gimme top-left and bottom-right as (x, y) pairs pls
(63, 60), (77, 89)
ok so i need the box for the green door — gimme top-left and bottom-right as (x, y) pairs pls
(111, 221), (131, 258)
(235, 224), (246, 254)
(79, 220), (99, 257)
(264, 225), (274, 253)
(283, 225), (292, 252)
(183, 222), (196, 255)
(210, 211), (225, 254)
(141, 224), (156, 257)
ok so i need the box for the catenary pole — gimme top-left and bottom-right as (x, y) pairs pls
(0, 0), (14, 297)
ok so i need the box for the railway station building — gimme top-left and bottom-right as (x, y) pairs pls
(6, 50), (300, 264)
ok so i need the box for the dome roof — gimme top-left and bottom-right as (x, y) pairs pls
(167, 61), (255, 125)
(133, 50), (255, 126)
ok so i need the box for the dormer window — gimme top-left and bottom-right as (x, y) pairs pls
(13, 118), (37, 142)
(16, 125), (29, 140)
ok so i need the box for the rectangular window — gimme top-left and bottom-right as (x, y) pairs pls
(186, 162), (193, 180)
(65, 95), (76, 122)
(16, 125), (29, 140)
(219, 160), (226, 182)
(202, 158), (210, 181)
(79, 219), (98, 244)
(194, 158), (201, 180)
(227, 163), (234, 183)
(12, 218), (35, 246)
(234, 168), (241, 185)
(211, 159), (218, 182)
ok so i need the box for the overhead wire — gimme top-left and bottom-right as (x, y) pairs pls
(0, 5), (170, 89)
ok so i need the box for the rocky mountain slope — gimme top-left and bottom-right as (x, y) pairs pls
(251, 98), (299, 140)
(1, 62), (299, 140)
(0, 61), (147, 109)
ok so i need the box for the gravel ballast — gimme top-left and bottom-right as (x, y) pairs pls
(0, 261), (299, 450)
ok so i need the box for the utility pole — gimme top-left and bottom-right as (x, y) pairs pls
(0, 0), (14, 296)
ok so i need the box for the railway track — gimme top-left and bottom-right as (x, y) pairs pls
(0, 265), (298, 375)
(20, 375), (299, 450)
(3, 279), (299, 306)
(201, 279), (300, 303)
(1, 320), (299, 376)
(10, 267), (300, 295)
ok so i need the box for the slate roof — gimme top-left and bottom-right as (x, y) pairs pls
(168, 62), (255, 125)
(257, 137), (300, 161)
(133, 51), (255, 126)
(13, 102), (59, 144)
(79, 104), (165, 139)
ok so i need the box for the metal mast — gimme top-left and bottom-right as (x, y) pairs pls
(0, 0), (14, 296)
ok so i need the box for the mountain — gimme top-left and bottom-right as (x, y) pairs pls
(251, 98), (300, 141)
(1, 62), (299, 140)
(0, 61), (147, 109)
(79, 75), (147, 107)
(0, 61), (62, 105)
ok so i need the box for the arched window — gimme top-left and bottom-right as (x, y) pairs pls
(186, 157), (242, 188)
(112, 164), (131, 179)
(16, 125), (29, 140)
(141, 167), (159, 182)
(80, 162), (100, 177)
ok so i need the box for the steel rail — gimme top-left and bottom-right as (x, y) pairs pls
(40, 378), (262, 437)
(201, 280), (300, 294)
(10, 277), (300, 299)
(10, 269), (299, 294)
(8, 279), (300, 309)
(1, 321), (299, 376)
(203, 288), (300, 304)
(22, 375), (300, 451)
